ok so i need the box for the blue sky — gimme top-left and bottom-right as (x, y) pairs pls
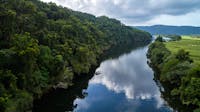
(41, 0), (200, 26)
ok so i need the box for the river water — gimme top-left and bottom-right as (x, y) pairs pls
(33, 44), (173, 112)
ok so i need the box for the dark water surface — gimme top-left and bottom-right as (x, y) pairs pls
(33, 45), (173, 112)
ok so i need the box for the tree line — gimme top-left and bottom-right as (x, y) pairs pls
(147, 36), (200, 112)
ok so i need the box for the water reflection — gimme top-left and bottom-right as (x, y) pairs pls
(74, 47), (172, 112)
(91, 47), (156, 99)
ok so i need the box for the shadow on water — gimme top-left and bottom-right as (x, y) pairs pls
(33, 41), (149, 112)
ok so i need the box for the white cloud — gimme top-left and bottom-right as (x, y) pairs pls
(88, 47), (168, 108)
(41, 0), (200, 26)
(89, 47), (158, 100)
(74, 99), (90, 111)
(143, 10), (200, 26)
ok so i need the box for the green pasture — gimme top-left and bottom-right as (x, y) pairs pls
(165, 36), (200, 64)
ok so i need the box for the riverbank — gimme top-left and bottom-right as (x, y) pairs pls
(0, 0), (153, 111)
(33, 41), (174, 112)
(33, 39), (151, 112)
(147, 36), (200, 112)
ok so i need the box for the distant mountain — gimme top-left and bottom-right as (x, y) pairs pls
(134, 25), (200, 35)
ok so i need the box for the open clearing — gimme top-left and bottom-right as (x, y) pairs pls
(165, 36), (200, 65)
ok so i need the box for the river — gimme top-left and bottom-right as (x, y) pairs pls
(33, 44), (173, 112)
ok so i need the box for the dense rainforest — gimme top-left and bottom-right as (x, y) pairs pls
(147, 37), (200, 112)
(0, 0), (151, 111)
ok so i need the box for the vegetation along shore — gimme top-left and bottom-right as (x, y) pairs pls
(147, 35), (200, 112)
(0, 0), (151, 111)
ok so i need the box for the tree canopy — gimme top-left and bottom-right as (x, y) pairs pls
(0, 0), (151, 111)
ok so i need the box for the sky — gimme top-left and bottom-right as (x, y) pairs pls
(41, 0), (200, 26)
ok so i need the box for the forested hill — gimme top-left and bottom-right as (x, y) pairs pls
(134, 25), (200, 35)
(0, 0), (151, 111)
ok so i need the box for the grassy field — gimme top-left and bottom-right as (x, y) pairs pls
(165, 35), (200, 65)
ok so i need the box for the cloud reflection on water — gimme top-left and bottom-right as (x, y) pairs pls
(74, 47), (171, 112)
(90, 47), (164, 106)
